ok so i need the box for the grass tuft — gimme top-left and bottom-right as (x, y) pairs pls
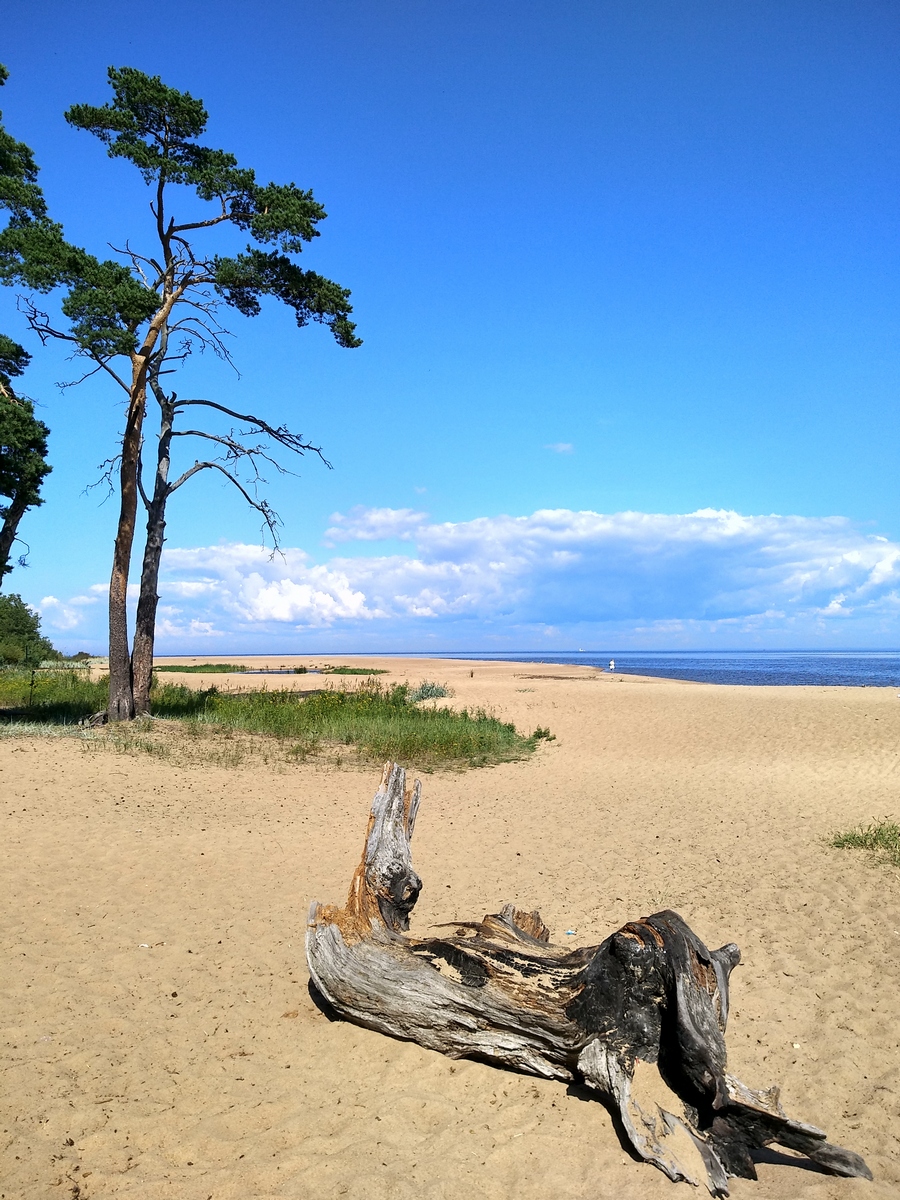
(830, 820), (900, 868)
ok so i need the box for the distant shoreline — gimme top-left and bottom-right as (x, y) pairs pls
(148, 649), (900, 688)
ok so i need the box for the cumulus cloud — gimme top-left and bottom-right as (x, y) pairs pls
(39, 592), (100, 630)
(41, 507), (900, 649)
(163, 543), (380, 629)
(324, 506), (428, 544)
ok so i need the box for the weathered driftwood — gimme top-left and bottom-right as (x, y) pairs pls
(306, 763), (871, 1195)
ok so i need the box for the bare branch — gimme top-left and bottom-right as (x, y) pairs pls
(174, 398), (332, 468)
(84, 455), (122, 504)
(57, 358), (129, 395)
(165, 314), (238, 371)
(107, 241), (164, 290)
(169, 428), (295, 482)
(170, 199), (231, 235)
(168, 460), (282, 545)
(18, 298), (133, 394)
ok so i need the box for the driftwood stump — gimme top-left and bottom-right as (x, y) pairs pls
(306, 763), (871, 1194)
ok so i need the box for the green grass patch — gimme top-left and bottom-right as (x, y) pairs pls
(0, 671), (544, 769)
(323, 666), (388, 675)
(0, 667), (107, 723)
(154, 663), (248, 673)
(830, 819), (900, 868)
(189, 680), (535, 767)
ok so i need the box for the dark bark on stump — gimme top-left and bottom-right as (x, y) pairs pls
(306, 763), (872, 1195)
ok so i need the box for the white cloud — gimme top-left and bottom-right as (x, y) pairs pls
(545, 442), (574, 454)
(162, 543), (380, 629)
(324, 506), (428, 544)
(42, 507), (900, 649)
(39, 595), (89, 630)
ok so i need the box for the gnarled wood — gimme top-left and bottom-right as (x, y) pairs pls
(306, 763), (871, 1195)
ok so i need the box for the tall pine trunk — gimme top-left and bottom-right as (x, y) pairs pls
(107, 385), (146, 721)
(132, 392), (174, 716)
(107, 303), (177, 721)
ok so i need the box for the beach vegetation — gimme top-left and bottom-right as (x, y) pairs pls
(154, 663), (248, 674)
(325, 666), (387, 676)
(830, 819), (900, 868)
(0, 673), (543, 769)
(409, 680), (451, 701)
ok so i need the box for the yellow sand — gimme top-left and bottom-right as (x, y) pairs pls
(2, 656), (898, 1198)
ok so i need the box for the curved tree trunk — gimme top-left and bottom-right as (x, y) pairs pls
(307, 764), (872, 1196)
(107, 384), (146, 722)
(107, 302), (179, 722)
(132, 391), (174, 716)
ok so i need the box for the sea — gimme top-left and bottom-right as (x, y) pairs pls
(381, 650), (900, 687)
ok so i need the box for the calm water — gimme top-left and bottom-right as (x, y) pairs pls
(386, 650), (900, 687)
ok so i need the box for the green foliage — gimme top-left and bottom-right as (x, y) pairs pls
(0, 384), (51, 512)
(65, 68), (328, 251)
(830, 820), (900, 868)
(214, 250), (361, 346)
(325, 666), (388, 675)
(0, 331), (31, 386)
(0, 673), (540, 768)
(154, 662), (247, 673)
(62, 66), (360, 349)
(0, 71), (55, 582)
(409, 680), (451, 701)
(0, 641), (23, 663)
(531, 726), (556, 741)
(186, 681), (536, 767)
(0, 593), (57, 661)
(2, 64), (360, 377)
(66, 67), (213, 184)
(0, 65), (47, 222)
(0, 665), (103, 719)
(0, 63), (148, 357)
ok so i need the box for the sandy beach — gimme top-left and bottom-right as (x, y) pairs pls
(2, 656), (899, 1198)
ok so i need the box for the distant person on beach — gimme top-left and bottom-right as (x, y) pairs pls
(609, 659), (615, 671)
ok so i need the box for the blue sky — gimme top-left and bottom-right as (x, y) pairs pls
(2, 1), (900, 651)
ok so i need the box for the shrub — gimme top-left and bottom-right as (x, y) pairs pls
(409, 680), (451, 702)
(0, 640), (25, 664)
